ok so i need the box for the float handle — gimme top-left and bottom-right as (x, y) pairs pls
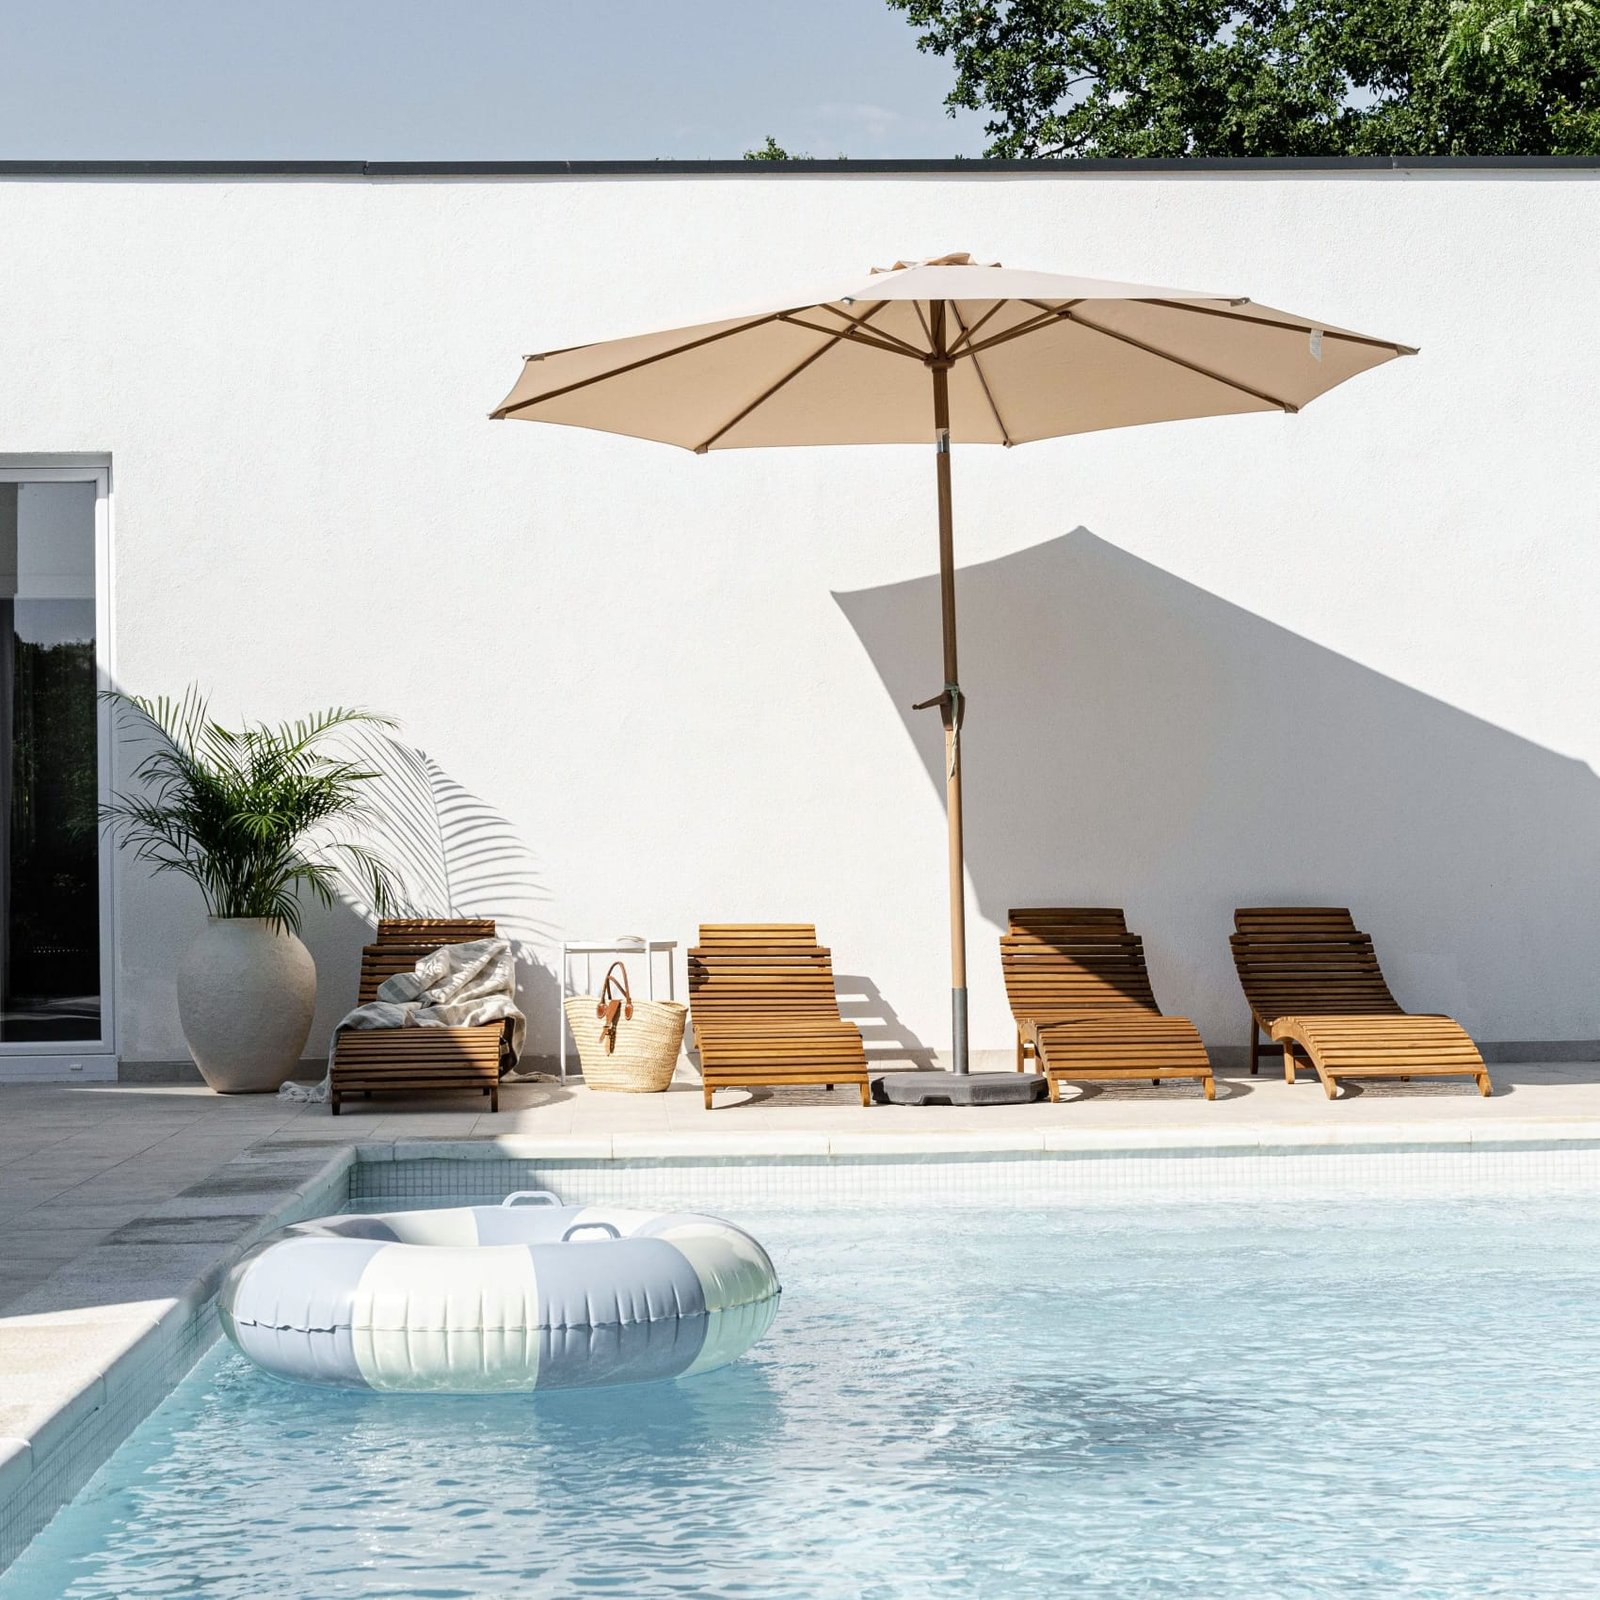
(562, 1221), (623, 1242)
(501, 1190), (562, 1208)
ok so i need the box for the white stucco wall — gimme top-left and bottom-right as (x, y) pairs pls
(1, 167), (1596, 1067)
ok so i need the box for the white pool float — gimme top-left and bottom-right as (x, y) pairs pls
(218, 1192), (780, 1392)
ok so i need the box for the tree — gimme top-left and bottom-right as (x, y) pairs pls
(1443, 0), (1596, 67)
(887, 0), (1600, 156)
(743, 136), (795, 160)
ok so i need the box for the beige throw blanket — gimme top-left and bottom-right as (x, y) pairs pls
(279, 937), (525, 1103)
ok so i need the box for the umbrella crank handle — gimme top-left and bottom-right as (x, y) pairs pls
(912, 684), (966, 728)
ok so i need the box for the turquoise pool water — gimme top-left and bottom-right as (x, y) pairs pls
(5, 1194), (1600, 1598)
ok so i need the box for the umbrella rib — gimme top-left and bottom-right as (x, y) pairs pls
(777, 314), (924, 360)
(812, 303), (930, 358)
(950, 304), (1013, 446)
(1144, 298), (1417, 354)
(691, 303), (894, 453)
(1061, 310), (1301, 412)
(491, 310), (788, 418)
(945, 301), (1007, 358)
(957, 301), (1085, 360)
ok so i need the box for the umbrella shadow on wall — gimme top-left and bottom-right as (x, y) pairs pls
(835, 529), (1600, 1048)
(307, 734), (562, 1066)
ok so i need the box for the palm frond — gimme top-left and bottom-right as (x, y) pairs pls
(101, 687), (402, 932)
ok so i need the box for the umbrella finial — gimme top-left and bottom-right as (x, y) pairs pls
(870, 251), (998, 274)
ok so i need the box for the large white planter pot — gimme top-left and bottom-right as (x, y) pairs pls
(176, 918), (317, 1094)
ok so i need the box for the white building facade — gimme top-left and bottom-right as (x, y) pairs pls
(0, 158), (1596, 1077)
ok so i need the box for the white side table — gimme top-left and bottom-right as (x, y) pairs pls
(557, 939), (679, 1084)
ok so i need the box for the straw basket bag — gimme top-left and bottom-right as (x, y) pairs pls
(564, 961), (687, 1093)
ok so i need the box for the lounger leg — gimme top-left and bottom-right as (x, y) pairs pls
(1477, 1071), (1494, 1097)
(1047, 1076), (1060, 1104)
(330, 1095), (340, 1117)
(1202, 1073), (1216, 1102)
(703, 1085), (715, 1110)
(490, 1085), (499, 1113)
(1322, 1070), (1339, 1100)
(1016, 1031), (1025, 1072)
(859, 1081), (871, 1107)
(1248, 1022), (1259, 1075)
(1282, 1042), (1298, 1085)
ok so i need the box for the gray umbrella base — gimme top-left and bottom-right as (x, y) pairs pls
(872, 1071), (1047, 1107)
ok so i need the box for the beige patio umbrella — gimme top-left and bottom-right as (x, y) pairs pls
(491, 253), (1413, 1093)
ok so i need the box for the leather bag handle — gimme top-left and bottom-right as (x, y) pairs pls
(594, 961), (633, 1054)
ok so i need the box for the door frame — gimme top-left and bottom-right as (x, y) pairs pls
(0, 461), (116, 1073)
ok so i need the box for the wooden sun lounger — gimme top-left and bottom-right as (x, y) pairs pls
(688, 923), (871, 1109)
(328, 917), (511, 1115)
(1001, 908), (1215, 1101)
(1230, 906), (1491, 1099)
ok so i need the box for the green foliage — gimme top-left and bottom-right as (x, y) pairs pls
(1443, 0), (1596, 67)
(102, 689), (399, 935)
(888, 0), (1600, 155)
(744, 135), (796, 160)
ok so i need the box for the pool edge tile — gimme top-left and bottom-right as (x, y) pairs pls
(827, 1132), (1047, 1157)
(0, 1438), (30, 1504)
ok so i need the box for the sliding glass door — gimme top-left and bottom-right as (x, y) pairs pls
(0, 468), (111, 1054)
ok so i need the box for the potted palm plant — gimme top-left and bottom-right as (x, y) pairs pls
(103, 690), (397, 1092)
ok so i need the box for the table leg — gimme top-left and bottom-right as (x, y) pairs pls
(558, 943), (568, 1085)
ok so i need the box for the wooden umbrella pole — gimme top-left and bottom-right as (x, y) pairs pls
(929, 303), (969, 1074)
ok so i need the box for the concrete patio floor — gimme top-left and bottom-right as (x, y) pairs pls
(4, 1059), (1600, 1315)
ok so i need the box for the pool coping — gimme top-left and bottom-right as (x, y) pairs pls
(361, 1118), (1600, 1160)
(7, 1116), (1600, 1572)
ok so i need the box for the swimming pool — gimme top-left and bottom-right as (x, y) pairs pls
(4, 1194), (1598, 1597)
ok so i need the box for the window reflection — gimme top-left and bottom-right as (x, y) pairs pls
(0, 481), (100, 1043)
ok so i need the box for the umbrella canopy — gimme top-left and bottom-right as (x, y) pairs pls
(491, 253), (1412, 447)
(492, 253), (1414, 1078)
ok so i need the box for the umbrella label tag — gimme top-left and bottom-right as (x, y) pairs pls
(1308, 329), (1324, 362)
(936, 427), (950, 455)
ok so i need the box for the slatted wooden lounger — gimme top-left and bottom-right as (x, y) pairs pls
(688, 923), (871, 1109)
(328, 917), (511, 1116)
(1001, 908), (1216, 1102)
(1230, 906), (1492, 1099)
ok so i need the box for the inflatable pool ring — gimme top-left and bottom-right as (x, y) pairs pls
(218, 1192), (780, 1392)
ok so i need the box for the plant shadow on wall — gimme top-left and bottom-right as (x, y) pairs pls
(834, 530), (1600, 1047)
(336, 728), (560, 1061)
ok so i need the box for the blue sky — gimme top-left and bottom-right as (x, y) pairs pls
(0, 0), (988, 159)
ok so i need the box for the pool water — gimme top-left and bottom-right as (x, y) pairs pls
(5, 1194), (1600, 1598)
